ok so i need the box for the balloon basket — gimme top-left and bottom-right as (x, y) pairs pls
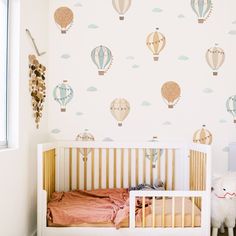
(119, 16), (124, 20)
(198, 19), (204, 23)
(118, 123), (122, 127)
(213, 72), (218, 76)
(168, 105), (174, 109)
(61, 108), (66, 112)
(61, 30), (66, 34)
(153, 56), (159, 61)
(234, 119), (236, 123)
(98, 71), (105, 76)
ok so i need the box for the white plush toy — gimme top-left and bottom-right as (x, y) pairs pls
(211, 172), (236, 236)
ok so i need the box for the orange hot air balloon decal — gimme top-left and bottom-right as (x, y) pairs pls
(161, 81), (181, 108)
(193, 125), (212, 145)
(54, 7), (74, 34)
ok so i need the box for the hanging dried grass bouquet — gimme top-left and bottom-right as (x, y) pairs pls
(28, 55), (46, 129)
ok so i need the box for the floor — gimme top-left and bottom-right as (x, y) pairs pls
(219, 228), (236, 236)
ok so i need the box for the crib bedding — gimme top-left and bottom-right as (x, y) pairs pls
(47, 189), (201, 228)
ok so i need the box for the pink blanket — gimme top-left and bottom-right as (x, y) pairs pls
(47, 188), (131, 227)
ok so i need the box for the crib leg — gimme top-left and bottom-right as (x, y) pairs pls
(228, 228), (234, 236)
(212, 227), (218, 236)
(220, 224), (225, 234)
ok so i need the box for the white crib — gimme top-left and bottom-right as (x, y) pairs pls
(37, 141), (211, 236)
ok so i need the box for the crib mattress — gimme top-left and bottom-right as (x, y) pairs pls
(48, 197), (201, 228)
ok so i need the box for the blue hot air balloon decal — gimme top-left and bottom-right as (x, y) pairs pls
(91, 45), (113, 75)
(191, 0), (213, 23)
(226, 95), (236, 123)
(53, 80), (73, 112)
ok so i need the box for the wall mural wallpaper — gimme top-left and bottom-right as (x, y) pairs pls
(47, 0), (236, 174)
(53, 80), (73, 112)
(28, 55), (46, 129)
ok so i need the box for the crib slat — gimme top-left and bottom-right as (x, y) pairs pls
(182, 197), (185, 228)
(128, 149), (131, 187)
(172, 197), (175, 228)
(91, 149), (95, 190)
(150, 149), (153, 185)
(152, 197), (155, 228)
(192, 197), (195, 227)
(106, 148), (109, 189)
(76, 149), (80, 189)
(135, 148), (139, 186)
(162, 196), (165, 227)
(143, 149), (146, 184)
(114, 148), (117, 188)
(165, 149), (168, 190)
(142, 196), (146, 228)
(84, 149), (87, 190)
(69, 148), (72, 191)
(172, 149), (176, 190)
(158, 149), (161, 183)
(121, 148), (124, 188)
(99, 148), (102, 189)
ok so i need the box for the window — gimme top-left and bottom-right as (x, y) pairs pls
(0, 0), (9, 148)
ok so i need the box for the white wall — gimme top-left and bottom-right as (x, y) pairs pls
(0, 0), (49, 235)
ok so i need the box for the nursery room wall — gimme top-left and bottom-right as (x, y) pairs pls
(0, 0), (49, 235)
(48, 0), (236, 175)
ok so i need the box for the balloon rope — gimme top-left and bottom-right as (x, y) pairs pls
(162, 96), (180, 107)
(56, 21), (74, 33)
(104, 55), (113, 74)
(205, 3), (213, 22)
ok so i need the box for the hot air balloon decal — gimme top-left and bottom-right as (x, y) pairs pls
(206, 44), (225, 76)
(161, 81), (181, 109)
(53, 80), (73, 112)
(91, 45), (113, 76)
(76, 129), (95, 161)
(146, 28), (166, 61)
(193, 125), (212, 145)
(146, 136), (164, 168)
(226, 95), (236, 123)
(112, 0), (132, 20)
(191, 0), (213, 24)
(54, 7), (74, 34)
(110, 98), (130, 126)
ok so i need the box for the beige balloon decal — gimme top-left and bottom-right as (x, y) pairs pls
(110, 98), (130, 126)
(146, 28), (166, 61)
(206, 44), (225, 76)
(112, 0), (132, 20)
(161, 81), (181, 108)
(193, 125), (212, 145)
(54, 7), (74, 34)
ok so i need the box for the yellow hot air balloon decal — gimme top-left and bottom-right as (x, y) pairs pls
(54, 7), (74, 34)
(146, 28), (166, 61)
(161, 81), (181, 109)
(206, 44), (225, 76)
(110, 98), (130, 126)
(112, 0), (132, 20)
(193, 125), (212, 145)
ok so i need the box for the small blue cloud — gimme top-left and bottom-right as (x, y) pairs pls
(178, 14), (185, 18)
(222, 146), (229, 152)
(74, 2), (83, 7)
(163, 121), (172, 126)
(51, 129), (61, 134)
(88, 24), (99, 29)
(228, 30), (236, 35)
(103, 137), (114, 142)
(203, 88), (214, 94)
(219, 119), (227, 123)
(61, 54), (71, 59)
(178, 55), (189, 61)
(126, 56), (135, 60)
(87, 86), (97, 92)
(132, 64), (140, 69)
(141, 101), (151, 106)
(76, 112), (84, 116)
(152, 8), (163, 13)
(232, 20), (236, 24)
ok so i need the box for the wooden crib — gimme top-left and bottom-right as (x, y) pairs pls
(37, 141), (211, 236)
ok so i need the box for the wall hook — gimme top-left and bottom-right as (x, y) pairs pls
(26, 29), (46, 56)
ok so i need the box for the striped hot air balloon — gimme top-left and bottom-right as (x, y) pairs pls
(110, 98), (130, 126)
(112, 0), (132, 20)
(91, 45), (113, 75)
(206, 45), (225, 76)
(191, 0), (213, 24)
(146, 28), (166, 61)
(193, 125), (212, 145)
(226, 95), (236, 123)
(53, 80), (73, 112)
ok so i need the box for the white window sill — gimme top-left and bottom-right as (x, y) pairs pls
(0, 147), (18, 153)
